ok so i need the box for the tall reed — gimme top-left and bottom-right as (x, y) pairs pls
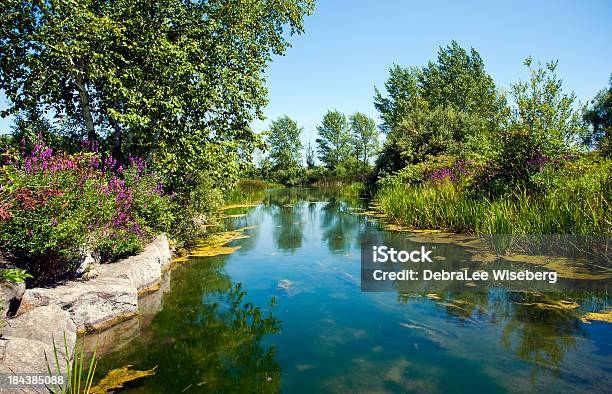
(376, 180), (610, 234)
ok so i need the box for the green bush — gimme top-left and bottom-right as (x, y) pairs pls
(0, 142), (174, 284)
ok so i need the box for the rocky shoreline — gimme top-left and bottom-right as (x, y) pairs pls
(0, 234), (173, 380)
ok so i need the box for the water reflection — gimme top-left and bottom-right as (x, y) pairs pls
(321, 197), (361, 254)
(92, 188), (611, 393)
(94, 256), (281, 393)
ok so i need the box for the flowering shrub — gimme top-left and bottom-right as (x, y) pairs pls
(0, 141), (174, 284)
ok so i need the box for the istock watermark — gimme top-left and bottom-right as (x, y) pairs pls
(360, 234), (611, 293)
(372, 245), (433, 263)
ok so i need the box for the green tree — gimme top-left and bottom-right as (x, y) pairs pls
(316, 110), (352, 169)
(583, 75), (612, 156)
(508, 58), (583, 157)
(0, 0), (315, 191)
(267, 116), (303, 170)
(349, 112), (379, 168)
(421, 41), (506, 124)
(373, 41), (506, 173)
(374, 66), (427, 134)
(494, 58), (584, 187)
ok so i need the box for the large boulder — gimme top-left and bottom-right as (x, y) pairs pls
(94, 234), (172, 294)
(16, 277), (138, 334)
(0, 336), (63, 374)
(1, 305), (76, 355)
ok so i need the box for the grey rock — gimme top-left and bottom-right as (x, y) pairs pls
(1, 305), (76, 356)
(76, 251), (97, 276)
(0, 336), (65, 375)
(94, 234), (172, 293)
(1, 234), (172, 377)
(17, 277), (138, 334)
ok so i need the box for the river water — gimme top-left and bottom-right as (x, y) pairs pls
(93, 188), (611, 393)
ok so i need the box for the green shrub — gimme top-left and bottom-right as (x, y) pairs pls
(0, 142), (174, 284)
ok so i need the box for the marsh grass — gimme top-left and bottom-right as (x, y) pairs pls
(339, 182), (365, 199)
(377, 181), (610, 235)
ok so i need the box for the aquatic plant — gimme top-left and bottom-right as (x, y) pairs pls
(376, 156), (611, 234)
(46, 334), (97, 394)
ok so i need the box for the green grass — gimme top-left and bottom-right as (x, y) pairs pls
(46, 333), (97, 394)
(339, 182), (365, 199)
(376, 181), (611, 235)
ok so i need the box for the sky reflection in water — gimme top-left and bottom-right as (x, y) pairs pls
(94, 188), (611, 393)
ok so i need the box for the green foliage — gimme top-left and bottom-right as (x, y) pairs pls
(169, 173), (224, 249)
(339, 182), (365, 200)
(376, 156), (611, 235)
(508, 58), (583, 158)
(224, 179), (282, 205)
(316, 110), (353, 169)
(266, 116), (304, 170)
(377, 154), (461, 189)
(271, 166), (307, 186)
(583, 75), (612, 156)
(0, 268), (32, 283)
(0, 0), (314, 191)
(349, 112), (380, 169)
(0, 144), (174, 284)
(482, 59), (585, 190)
(374, 41), (506, 173)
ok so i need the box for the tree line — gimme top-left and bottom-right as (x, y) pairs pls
(259, 110), (380, 184)
(258, 41), (610, 189)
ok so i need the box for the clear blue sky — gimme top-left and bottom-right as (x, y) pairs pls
(250, 0), (612, 145)
(2, 0), (611, 145)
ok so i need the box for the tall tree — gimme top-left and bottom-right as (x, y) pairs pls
(373, 41), (506, 172)
(0, 0), (315, 190)
(349, 112), (379, 168)
(495, 58), (584, 185)
(267, 116), (303, 170)
(421, 41), (505, 123)
(509, 57), (583, 157)
(583, 75), (612, 156)
(316, 110), (352, 169)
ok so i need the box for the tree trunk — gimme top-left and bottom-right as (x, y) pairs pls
(74, 75), (96, 141)
(111, 121), (123, 161)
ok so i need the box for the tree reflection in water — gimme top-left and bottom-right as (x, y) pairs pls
(93, 187), (610, 392)
(94, 256), (281, 393)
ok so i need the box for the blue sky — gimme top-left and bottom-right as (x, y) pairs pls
(250, 0), (612, 144)
(1, 0), (611, 145)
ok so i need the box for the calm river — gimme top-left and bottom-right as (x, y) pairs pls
(93, 188), (611, 393)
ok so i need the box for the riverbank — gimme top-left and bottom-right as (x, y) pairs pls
(373, 156), (611, 235)
(0, 235), (172, 376)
